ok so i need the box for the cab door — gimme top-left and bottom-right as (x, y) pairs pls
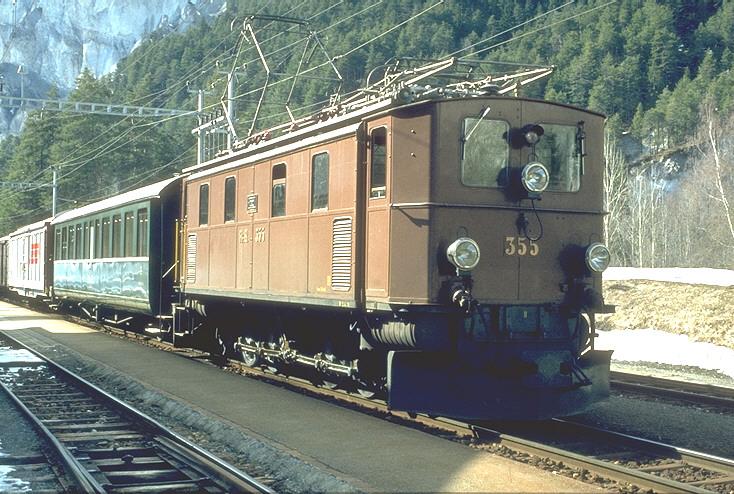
(364, 119), (391, 302)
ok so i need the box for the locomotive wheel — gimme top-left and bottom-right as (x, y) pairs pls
(239, 337), (260, 367)
(319, 354), (340, 390)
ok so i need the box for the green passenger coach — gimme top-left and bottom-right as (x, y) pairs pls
(51, 177), (181, 318)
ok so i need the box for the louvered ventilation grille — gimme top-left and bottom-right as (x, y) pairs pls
(331, 217), (352, 291)
(186, 233), (197, 284)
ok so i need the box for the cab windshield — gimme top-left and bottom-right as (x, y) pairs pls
(461, 117), (509, 187)
(535, 123), (580, 192)
(460, 119), (581, 192)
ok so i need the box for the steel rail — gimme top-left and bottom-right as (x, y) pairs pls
(0, 330), (274, 494)
(0, 378), (105, 493)
(18, 307), (734, 494)
(611, 371), (734, 409)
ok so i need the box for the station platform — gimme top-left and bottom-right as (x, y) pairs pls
(0, 301), (601, 492)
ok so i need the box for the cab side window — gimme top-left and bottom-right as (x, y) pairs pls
(199, 184), (209, 226)
(272, 163), (286, 217)
(370, 128), (387, 198)
(311, 153), (329, 210)
(224, 176), (236, 222)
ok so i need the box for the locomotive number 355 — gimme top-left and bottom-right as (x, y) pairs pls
(504, 236), (540, 256)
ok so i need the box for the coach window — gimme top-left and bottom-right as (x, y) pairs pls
(93, 220), (101, 259)
(137, 208), (148, 257)
(112, 214), (122, 257)
(75, 224), (82, 259)
(224, 176), (236, 222)
(69, 226), (76, 260)
(124, 212), (134, 256)
(82, 222), (89, 259)
(199, 184), (209, 226)
(63, 227), (70, 260)
(61, 227), (68, 260)
(101, 217), (111, 258)
(55, 229), (62, 259)
(311, 152), (329, 211)
(370, 128), (387, 198)
(272, 163), (286, 217)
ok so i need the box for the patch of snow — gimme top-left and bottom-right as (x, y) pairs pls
(595, 328), (734, 380)
(604, 267), (734, 287)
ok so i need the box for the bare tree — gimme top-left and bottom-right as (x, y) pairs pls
(603, 130), (631, 265)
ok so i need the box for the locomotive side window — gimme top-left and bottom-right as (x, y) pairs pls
(311, 152), (329, 211)
(137, 208), (148, 257)
(124, 212), (134, 256)
(272, 163), (286, 217)
(199, 184), (209, 226)
(370, 128), (387, 198)
(461, 118), (509, 187)
(224, 177), (236, 222)
(534, 123), (581, 192)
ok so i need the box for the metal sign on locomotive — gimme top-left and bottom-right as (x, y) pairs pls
(0, 55), (614, 420)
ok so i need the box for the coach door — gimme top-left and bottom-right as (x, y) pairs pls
(364, 120), (391, 301)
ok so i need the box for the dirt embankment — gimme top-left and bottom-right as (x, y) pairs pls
(597, 280), (734, 350)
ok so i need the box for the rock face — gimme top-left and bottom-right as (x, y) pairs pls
(0, 0), (226, 133)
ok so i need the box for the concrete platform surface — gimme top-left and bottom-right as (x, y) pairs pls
(0, 301), (601, 492)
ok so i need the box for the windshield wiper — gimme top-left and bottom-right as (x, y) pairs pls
(464, 106), (491, 142)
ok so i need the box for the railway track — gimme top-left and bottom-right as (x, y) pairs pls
(0, 331), (274, 494)
(611, 371), (734, 410)
(9, 305), (734, 493)
(469, 419), (734, 493)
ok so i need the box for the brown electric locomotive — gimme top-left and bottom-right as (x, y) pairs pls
(174, 58), (614, 419)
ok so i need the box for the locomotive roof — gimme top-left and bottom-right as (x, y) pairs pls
(52, 176), (181, 225)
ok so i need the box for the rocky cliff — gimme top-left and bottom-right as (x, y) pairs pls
(0, 0), (226, 133)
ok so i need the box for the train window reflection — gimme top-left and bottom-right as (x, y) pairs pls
(461, 118), (509, 187)
(535, 123), (580, 192)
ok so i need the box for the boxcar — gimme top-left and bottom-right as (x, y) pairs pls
(6, 219), (53, 299)
(51, 177), (181, 320)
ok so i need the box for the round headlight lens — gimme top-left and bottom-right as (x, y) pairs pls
(524, 130), (541, 145)
(585, 243), (611, 272)
(521, 162), (549, 193)
(447, 237), (481, 270)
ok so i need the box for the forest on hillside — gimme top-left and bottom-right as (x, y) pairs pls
(0, 0), (732, 267)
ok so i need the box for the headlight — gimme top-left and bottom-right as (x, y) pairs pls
(585, 243), (611, 272)
(522, 124), (544, 145)
(446, 237), (481, 271)
(521, 162), (549, 193)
